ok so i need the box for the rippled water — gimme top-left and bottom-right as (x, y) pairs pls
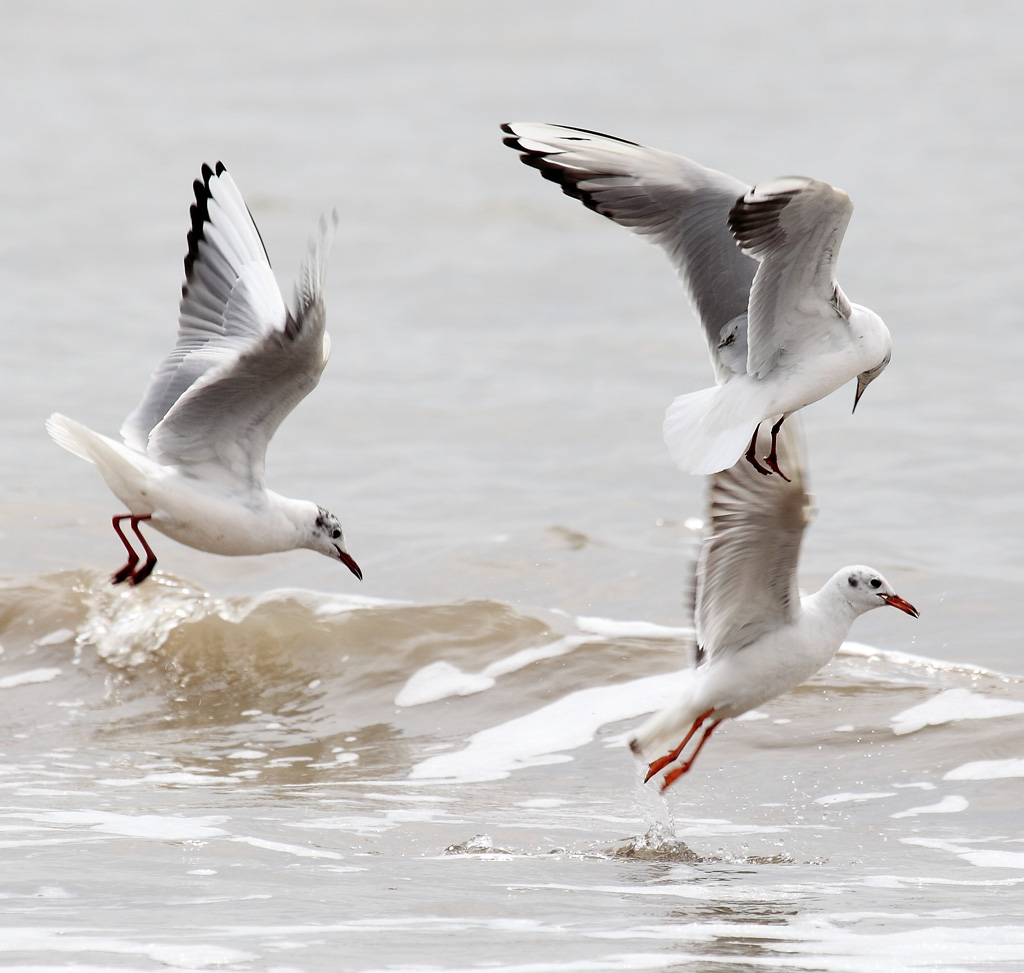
(2, 575), (1024, 970)
(3, 1), (1024, 970)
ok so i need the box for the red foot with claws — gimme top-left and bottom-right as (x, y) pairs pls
(643, 708), (721, 791)
(745, 417), (791, 481)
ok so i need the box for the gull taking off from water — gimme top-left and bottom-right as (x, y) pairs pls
(628, 418), (918, 790)
(501, 123), (892, 477)
(47, 163), (361, 586)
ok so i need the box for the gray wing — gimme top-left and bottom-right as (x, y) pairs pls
(120, 163), (289, 453)
(501, 123), (757, 382)
(728, 176), (854, 379)
(694, 416), (814, 663)
(123, 162), (334, 490)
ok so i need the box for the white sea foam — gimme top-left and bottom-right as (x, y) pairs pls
(395, 661), (497, 707)
(890, 688), (1024, 735)
(814, 792), (896, 806)
(0, 667), (62, 689)
(484, 635), (591, 678)
(99, 771), (232, 788)
(574, 616), (692, 640)
(0, 926), (255, 965)
(891, 795), (968, 818)
(945, 758), (1024, 780)
(288, 806), (462, 838)
(903, 836), (1024, 870)
(408, 670), (689, 782)
(230, 835), (346, 860)
(224, 586), (402, 622)
(396, 636), (591, 707)
(839, 641), (1007, 677)
(34, 628), (76, 647)
(12, 810), (229, 841)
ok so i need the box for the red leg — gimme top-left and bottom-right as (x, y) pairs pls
(660, 718), (722, 791)
(644, 708), (716, 783)
(744, 424), (773, 477)
(127, 516), (156, 585)
(111, 515), (139, 585)
(763, 415), (791, 481)
(110, 514), (156, 585)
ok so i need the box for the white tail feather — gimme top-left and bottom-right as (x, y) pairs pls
(46, 413), (98, 465)
(46, 413), (155, 511)
(663, 386), (759, 475)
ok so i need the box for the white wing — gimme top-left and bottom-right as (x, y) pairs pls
(728, 177), (854, 380)
(502, 123), (757, 382)
(695, 417), (814, 664)
(120, 163), (334, 490)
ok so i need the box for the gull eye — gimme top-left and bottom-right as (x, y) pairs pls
(870, 578), (882, 589)
(332, 529), (341, 539)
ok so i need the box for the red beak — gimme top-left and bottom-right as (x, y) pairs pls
(883, 592), (918, 618)
(336, 547), (363, 580)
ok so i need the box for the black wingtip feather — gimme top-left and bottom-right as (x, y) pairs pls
(728, 191), (798, 252)
(547, 123), (642, 147)
(500, 121), (642, 153)
(182, 162), (233, 287)
(182, 161), (267, 291)
(183, 167), (215, 281)
(517, 152), (606, 214)
(503, 122), (642, 148)
(501, 123), (630, 221)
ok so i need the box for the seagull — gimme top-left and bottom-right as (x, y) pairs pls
(627, 417), (918, 791)
(500, 122), (892, 478)
(47, 162), (361, 586)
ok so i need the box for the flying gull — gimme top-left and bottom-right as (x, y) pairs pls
(501, 122), (892, 478)
(627, 417), (917, 790)
(47, 163), (361, 585)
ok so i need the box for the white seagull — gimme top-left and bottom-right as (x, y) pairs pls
(627, 417), (918, 790)
(47, 163), (361, 586)
(501, 122), (892, 478)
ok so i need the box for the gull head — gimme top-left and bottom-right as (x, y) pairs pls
(851, 309), (893, 413)
(841, 566), (918, 618)
(313, 506), (362, 580)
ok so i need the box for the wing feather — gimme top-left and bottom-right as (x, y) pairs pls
(119, 163), (335, 491)
(695, 417), (814, 663)
(121, 163), (287, 453)
(148, 211), (335, 489)
(502, 123), (756, 382)
(729, 177), (854, 379)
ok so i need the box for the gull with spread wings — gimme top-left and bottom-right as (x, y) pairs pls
(501, 122), (892, 478)
(48, 163), (361, 585)
(628, 417), (917, 790)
